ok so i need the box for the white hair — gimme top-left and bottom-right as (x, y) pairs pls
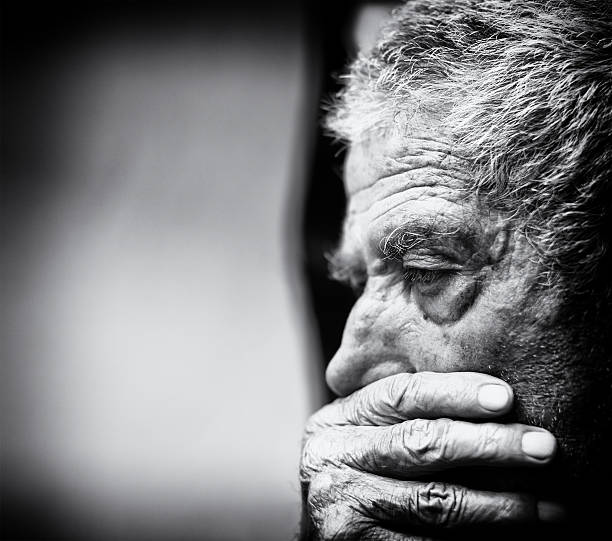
(327, 0), (612, 296)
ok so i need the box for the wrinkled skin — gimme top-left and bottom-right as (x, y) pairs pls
(327, 125), (566, 395)
(300, 121), (611, 540)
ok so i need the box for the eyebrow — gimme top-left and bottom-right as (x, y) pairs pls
(327, 215), (479, 283)
(378, 218), (472, 259)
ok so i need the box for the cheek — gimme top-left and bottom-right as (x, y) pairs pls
(353, 275), (496, 372)
(411, 277), (519, 373)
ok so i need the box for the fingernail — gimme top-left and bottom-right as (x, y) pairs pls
(537, 501), (565, 523)
(521, 431), (557, 459)
(478, 384), (510, 411)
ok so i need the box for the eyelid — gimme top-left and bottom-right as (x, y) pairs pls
(403, 268), (458, 289)
(400, 253), (462, 287)
(379, 237), (464, 266)
(401, 253), (463, 271)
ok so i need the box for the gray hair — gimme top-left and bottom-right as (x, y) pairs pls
(327, 0), (612, 296)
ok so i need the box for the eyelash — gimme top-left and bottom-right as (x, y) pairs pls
(330, 257), (453, 296)
(403, 268), (454, 284)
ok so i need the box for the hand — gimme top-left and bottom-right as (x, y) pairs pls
(300, 372), (563, 540)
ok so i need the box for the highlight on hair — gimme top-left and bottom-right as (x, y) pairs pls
(326, 0), (612, 295)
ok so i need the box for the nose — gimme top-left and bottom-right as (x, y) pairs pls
(325, 286), (417, 397)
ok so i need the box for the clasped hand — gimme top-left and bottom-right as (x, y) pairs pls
(300, 372), (562, 540)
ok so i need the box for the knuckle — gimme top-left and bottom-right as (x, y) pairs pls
(299, 435), (319, 483)
(341, 393), (365, 425)
(307, 470), (364, 540)
(342, 385), (385, 426)
(322, 392), (369, 427)
(385, 373), (425, 418)
(413, 482), (466, 527)
(402, 372), (429, 412)
(307, 469), (338, 504)
(300, 428), (348, 483)
(476, 424), (503, 458)
(401, 419), (451, 465)
(340, 382), (394, 426)
(497, 495), (522, 519)
(303, 416), (321, 438)
(300, 432), (329, 483)
(304, 402), (339, 435)
(312, 502), (361, 541)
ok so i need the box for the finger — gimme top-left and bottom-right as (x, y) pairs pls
(304, 420), (557, 479)
(307, 469), (445, 541)
(310, 468), (562, 532)
(347, 470), (538, 528)
(309, 372), (513, 430)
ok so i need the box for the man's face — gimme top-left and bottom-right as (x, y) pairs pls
(329, 119), (548, 392)
(326, 117), (600, 487)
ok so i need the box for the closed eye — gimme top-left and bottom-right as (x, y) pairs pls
(403, 268), (456, 284)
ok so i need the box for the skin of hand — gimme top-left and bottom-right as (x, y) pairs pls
(300, 372), (560, 540)
(301, 117), (611, 538)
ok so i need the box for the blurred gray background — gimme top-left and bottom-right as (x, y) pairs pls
(2, 2), (322, 539)
(1, 1), (395, 539)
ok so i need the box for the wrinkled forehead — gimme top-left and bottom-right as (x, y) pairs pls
(343, 121), (467, 198)
(340, 121), (487, 261)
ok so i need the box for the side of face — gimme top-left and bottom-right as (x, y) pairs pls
(327, 122), (561, 394)
(326, 120), (609, 498)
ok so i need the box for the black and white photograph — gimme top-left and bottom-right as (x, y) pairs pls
(2, 1), (611, 540)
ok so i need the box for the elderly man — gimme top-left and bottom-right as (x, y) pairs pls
(300, 1), (611, 539)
